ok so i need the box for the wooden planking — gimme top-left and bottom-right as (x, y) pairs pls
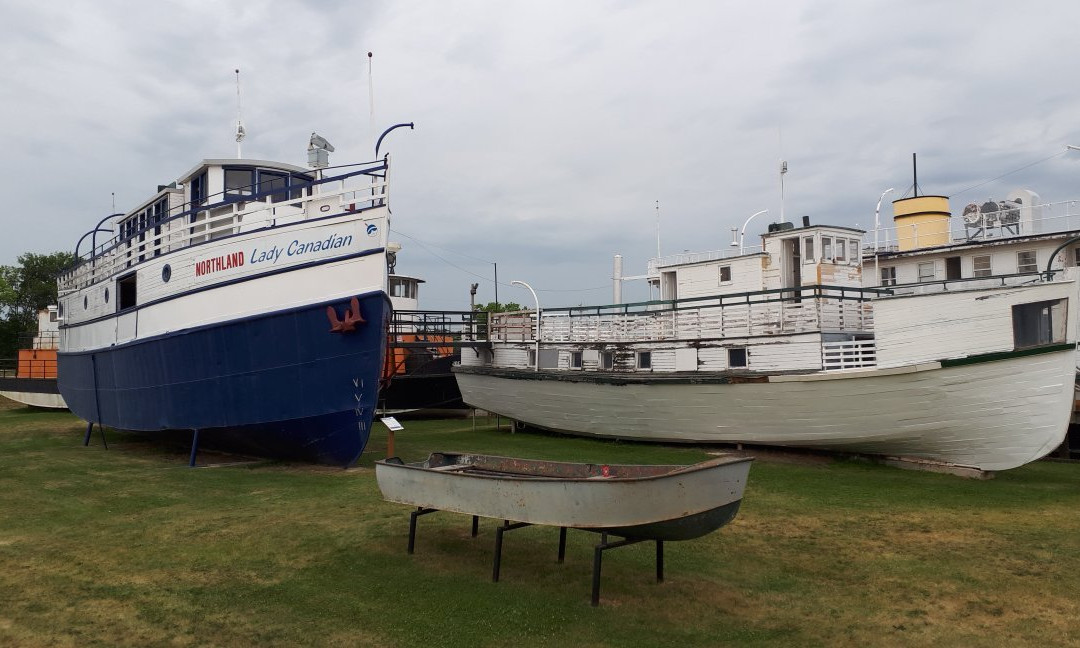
(455, 347), (1076, 471)
(873, 281), (1077, 367)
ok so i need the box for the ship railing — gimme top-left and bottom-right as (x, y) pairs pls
(864, 198), (1080, 253)
(389, 310), (493, 347)
(493, 285), (889, 344)
(822, 339), (877, 371)
(59, 161), (390, 291)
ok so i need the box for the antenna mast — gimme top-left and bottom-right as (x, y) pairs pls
(368, 52), (376, 157)
(235, 68), (245, 158)
(655, 200), (661, 260)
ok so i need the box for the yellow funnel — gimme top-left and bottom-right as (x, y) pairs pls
(893, 195), (951, 251)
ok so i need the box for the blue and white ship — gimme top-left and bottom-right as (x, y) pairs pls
(56, 138), (393, 465)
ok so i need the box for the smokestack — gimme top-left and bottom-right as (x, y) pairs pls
(802, 215), (811, 227)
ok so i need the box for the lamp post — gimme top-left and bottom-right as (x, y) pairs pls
(511, 280), (540, 371)
(739, 209), (769, 254)
(874, 188), (895, 285)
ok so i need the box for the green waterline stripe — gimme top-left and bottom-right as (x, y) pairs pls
(938, 342), (1077, 368)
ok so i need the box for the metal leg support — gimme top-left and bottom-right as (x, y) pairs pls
(558, 527), (567, 563)
(656, 540), (664, 583)
(83, 422), (93, 446)
(188, 429), (200, 467)
(591, 533), (648, 607)
(471, 515), (479, 537)
(492, 520), (531, 582)
(407, 507), (439, 554)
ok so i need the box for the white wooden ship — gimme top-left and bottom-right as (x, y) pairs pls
(455, 219), (1078, 471)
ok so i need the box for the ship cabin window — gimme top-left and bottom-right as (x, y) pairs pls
(224, 167), (255, 200)
(1012, 299), (1067, 349)
(258, 171), (289, 203)
(973, 255), (992, 277)
(917, 262), (935, 282)
(117, 272), (137, 311)
(190, 171), (208, 206)
(728, 347), (748, 368)
(821, 237), (833, 262)
(50, 309), (58, 322)
(569, 350), (583, 369)
(601, 352), (614, 370)
(1017, 250), (1038, 274)
(835, 239), (847, 262)
(850, 239), (862, 265)
(637, 351), (652, 370)
(1073, 247), (1080, 266)
(803, 236), (815, 262)
(719, 265), (732, 284)
(527, 349), (536, 368)
(880, 266), (897, 286)
(389, 277), (418, 299)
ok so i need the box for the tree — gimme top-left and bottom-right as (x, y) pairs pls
(0, 251), (76, 358)
(474, 301), (524, 313)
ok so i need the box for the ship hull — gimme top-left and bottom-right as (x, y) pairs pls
(454, 346), (1076, 472)
(59, 292), (389, 466)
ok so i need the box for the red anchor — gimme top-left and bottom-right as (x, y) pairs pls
(326, 296), (366, 333)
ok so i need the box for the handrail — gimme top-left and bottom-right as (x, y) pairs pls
(58, 160), (390, 291)
(61, 159), (388, 276)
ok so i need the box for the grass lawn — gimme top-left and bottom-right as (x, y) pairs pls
(1, 400), (1079, 647)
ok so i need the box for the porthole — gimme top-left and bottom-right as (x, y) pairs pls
(162, 264), (172, 282)
(83, 296), (88, 310)
(104, 287), (110, 303)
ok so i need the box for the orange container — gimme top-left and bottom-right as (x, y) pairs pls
(17, 349), (57, 379)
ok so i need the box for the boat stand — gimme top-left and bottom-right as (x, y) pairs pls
(402, 509), (665, 607)
(189, 429), (200, 467)
(82, 422), (108, 449)
(407, 507), (481, 555)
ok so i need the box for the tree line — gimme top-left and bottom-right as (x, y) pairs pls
(0, 252), (75, 358)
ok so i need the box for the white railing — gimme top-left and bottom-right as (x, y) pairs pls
(491, 291), (877, 344)
(866, 198), (1080, 253)
(59, 170), (388, 293)
(822, 339), (877, 370)
(648, 245), (764, 275)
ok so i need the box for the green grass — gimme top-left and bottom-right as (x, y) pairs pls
(2, 403), (1080, 646)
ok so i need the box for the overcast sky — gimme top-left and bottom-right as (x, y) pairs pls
(3, 0), (1079, 308)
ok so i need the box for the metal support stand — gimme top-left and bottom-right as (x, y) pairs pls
(558, 527), (567, 563)
(492, 520), (531, 582)
(471, 515), (479, 537)
(82, 422), (107, 449)
(188, 429), (200, 467)
(408, 507), (439, 554)
(591, 533), (662, 607)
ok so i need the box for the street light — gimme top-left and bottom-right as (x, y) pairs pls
(874, 188), (895, 284)
(511, 280), (541, 371)
(739, 209), (769, 254)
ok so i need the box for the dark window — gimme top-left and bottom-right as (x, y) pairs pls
(719, 266), (732, 283)
(258, 171), (289, 203)
(1017, 250), (1038, 274)
(190, 171), (207, 206)
(1012, 299), (1067, 349)
(117, 273), (137, 311)
(289, 174), (312, 200)
(880, 267), (897, 286)
(946, 256), (961, 280)
(161, 264), (172, 283)
(570, 351), (582, 369)
(728, 347), (748, 368)
(224, 168), (254, 199)
(637, 351), (652, 370)
(601, 352), (614, 370)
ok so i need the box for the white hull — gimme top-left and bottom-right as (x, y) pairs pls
(0, 390), (67, 409)
(376, 453), (751, 531)
(456, 348), (1076, 471)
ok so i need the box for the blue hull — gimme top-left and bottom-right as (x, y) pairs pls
(58, 292), (390, 466)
